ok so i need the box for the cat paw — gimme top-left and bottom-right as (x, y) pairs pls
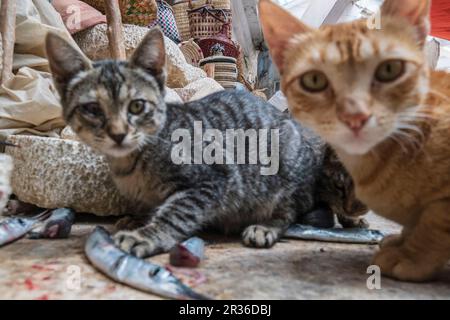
(242, 225), (279, 248)
(113, 230), (158, 258)
(352, 217), (369, 229)
(379, 234), (403, 248)
(373, 247), (437, 282)
(338, 215), (369, 229)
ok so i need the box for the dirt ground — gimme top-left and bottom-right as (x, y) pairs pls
(0, 212), (449, 300)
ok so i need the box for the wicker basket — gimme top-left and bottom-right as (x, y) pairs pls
(172, 1), (193, 41)
(172, 0), (207, 42)
(199, 56), (237, 89)
(179, 38), (204, 66)
(210, 0), (230, 9)
(172, 0), (231, 41)
(197, 23), (238, 58)
(188, 5), (232, 39)
(84, 0), (157, 26)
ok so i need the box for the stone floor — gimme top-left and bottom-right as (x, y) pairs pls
(0, 212), (449, 300)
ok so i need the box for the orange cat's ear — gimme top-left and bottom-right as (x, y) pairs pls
(381, 0), (431, 45)
(259, 0), (311, 75)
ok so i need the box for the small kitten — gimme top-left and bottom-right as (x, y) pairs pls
(45, 29), (366, 258)
(260, 0), (450, 281)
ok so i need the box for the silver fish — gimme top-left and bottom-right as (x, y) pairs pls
(85, 226), (210, 300)
(0, 210), (51, 247)
(285, 224), (385, 244)
(28, 208), (75, 239)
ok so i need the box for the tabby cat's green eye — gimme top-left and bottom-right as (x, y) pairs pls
(300, 71), (329, 93)
(375, 60), (405, 83)
(128, 100), (146, 115)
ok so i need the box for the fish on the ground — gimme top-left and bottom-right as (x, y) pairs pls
(85, 226), (210, 300)
(28, 208), (75, 239)
(169, 237), (205, 268)
(284, 224), (384, 244)
(0, 211), (51, 247)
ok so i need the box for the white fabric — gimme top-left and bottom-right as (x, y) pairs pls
(0, 0), (75, 136)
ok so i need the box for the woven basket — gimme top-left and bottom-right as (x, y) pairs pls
(188, 5), (232, 39)
(199, 56), (237, 89)
(84, 0), (157, 26)
(179, 38), (204, 66)
(172, 1), (192, 41)
(210, 0), (230, 9)
(172, 0), (230, 41)
(197, 23), (238, 59)
(172, 0), (207, 41)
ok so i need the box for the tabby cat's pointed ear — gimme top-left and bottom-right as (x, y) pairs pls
(45, 32), (92, 94)
(381, 0), (431, 45)
(259, 0), (311, 75)
(130, 28), (167, 91)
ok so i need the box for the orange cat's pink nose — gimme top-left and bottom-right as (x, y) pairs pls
(340, 113), (371, 134)
(336, 97), (372, 134)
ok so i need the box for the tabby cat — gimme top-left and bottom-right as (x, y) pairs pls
(260, 0), (450, 281)
(45, 28), (366, 258)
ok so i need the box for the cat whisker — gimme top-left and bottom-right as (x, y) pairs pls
(396, 114), (435, 122)
(388, 134), (409, 154)
(390, 129), (425, 155)
(395, 123), (425, 139)
(429, 89), (450, 103)
(396, 109), (436, 122)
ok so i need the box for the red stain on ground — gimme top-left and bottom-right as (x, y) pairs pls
(24, 278), (38, 291)
(165, 265), (207, 287)
(34, 294), (49, 300)
(106, 284), (116, 292)
(31, 264), (56, 272)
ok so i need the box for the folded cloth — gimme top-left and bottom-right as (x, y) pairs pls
(0, 67), (64, 137)
(0, 0), (80, 136)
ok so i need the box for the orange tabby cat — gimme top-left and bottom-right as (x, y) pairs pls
(259, 0), (450, 282)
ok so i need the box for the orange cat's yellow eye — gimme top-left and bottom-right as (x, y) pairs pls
(375, 60), (405, 83)
(300, 71), (329, 93)
(128, 100), (146, 115)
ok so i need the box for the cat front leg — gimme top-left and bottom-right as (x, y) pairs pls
(113, 187), (217, 258)
(337, 213), (369, 229)
(242, 203), (296, 249)
(373, 200), (450, 282)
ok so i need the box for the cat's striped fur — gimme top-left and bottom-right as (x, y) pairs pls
(45, 28), (366, 258)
